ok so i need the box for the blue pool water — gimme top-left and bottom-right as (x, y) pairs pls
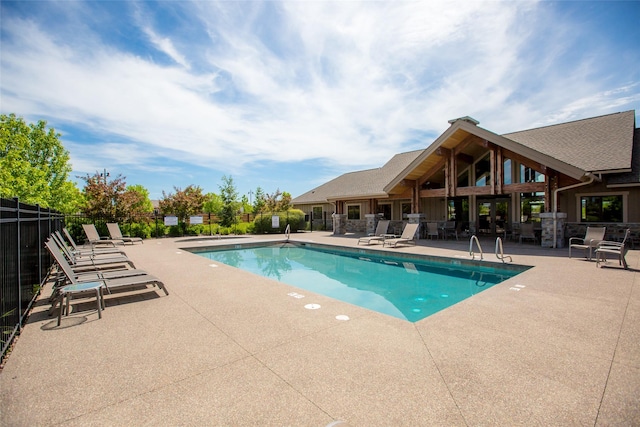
(193, 244), (526, 322)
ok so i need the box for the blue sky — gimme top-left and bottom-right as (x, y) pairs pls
(2, 1), (639, 201)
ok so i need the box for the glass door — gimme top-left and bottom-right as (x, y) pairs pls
(477, 199), (510, 236)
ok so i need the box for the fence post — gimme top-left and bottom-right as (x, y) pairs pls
(14, 198), (23, 329)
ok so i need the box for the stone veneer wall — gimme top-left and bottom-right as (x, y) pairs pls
(332, 213), (347, 235)
(365, 214), (378, 235)
(540, 212), (567, 248)
(346, 219), (367, 233)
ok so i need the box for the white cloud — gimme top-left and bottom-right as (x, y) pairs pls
(1, 0), (639, 187)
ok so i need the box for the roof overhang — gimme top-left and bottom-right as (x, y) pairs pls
(384, 119), (588, 194)
(326, 192), (390, 202)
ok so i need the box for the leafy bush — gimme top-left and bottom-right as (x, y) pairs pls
(149, 222), (167, 238)
(128, 222), (151, 239)
(252, 209), (305, 234)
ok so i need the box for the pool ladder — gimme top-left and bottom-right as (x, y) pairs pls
(469, 235), (512, 263)
(495, 237), (512, 263)
(469, 235), (483, 260)
(285, 224), (291, 241)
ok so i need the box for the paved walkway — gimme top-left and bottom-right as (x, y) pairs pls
(1, 233), (638, 426)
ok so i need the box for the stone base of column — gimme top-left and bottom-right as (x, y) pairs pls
(540, 212), (567, 248)
(332, 213), (347, 235)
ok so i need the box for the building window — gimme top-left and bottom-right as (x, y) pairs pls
(401, 202), (411, 219)
(521, 192), (544, 222)
(377, 204), (391, 220)
(347, 204), (360, 220)
(475, 154), (491, 186)
(457, 168), (469, 188)
(448, 198), (469, 222)
(503, 159), (512, 185)
(520, 165), (544, 183)
(312, 206), (323, 219)
(580, 195), (623, 222)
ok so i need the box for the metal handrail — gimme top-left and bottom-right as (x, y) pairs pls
(285, 224), (291, 241)
(495, 237), (512, 263)
(469, 235), (483, 260)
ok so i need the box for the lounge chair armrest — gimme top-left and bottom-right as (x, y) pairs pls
(597, 240), (623, 248)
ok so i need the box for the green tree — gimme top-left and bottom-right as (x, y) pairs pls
(203, 192), (223, 216)
(252, 187), (266, 214)
(81, 173), (127, 220)
(218, 175), (239, 227)
(0, 113), (83, 212)
(126, 184), (154, 219)
(159, 185), (205, 232)
(279, 191), (292, 211)
(240, 194), (253, 214)
(264, 189), (282, 214)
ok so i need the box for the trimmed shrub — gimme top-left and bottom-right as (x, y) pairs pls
(252, 209), (305, 234)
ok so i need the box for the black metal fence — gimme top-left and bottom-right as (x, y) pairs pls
(1, 197), (64, 358)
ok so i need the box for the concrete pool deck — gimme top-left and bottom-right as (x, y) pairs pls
(1, 232), (638, 426)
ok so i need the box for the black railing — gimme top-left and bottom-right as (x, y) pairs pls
(0, 197), (64, 358)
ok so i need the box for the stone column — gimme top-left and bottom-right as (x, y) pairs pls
(540, 212), (567, 248)
(364, 214), (378, 235)
(407, 214), (425, 239)
(332, 213), (347, 235)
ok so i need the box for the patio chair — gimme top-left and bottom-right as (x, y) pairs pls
(45, 239), (144, 281)
(569, 226), (606, 260)
(50, 233), (135, 270)
(358, 220), (390, 245)
(426, 222), (439, 240)
(444, 221), (458, 240)
(82, 224), (124, 247)
(595, 229), (631, 269)
(383, 223), (420, 248)
(45, 239), (168, 298)
(107, 223), (143, 245)
(61, 228), (125, 257)
(518, 223), (537, 244)
(54, 231), (127, 263)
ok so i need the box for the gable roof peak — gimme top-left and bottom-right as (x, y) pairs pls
(448, 116), (480, 126)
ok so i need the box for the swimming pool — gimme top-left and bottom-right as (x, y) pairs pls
(190, 242), (528, 322)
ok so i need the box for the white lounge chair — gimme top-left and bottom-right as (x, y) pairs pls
(595, 229), (631, 269)
(107, 223), (143, 245)
(569, 226), (606, 260)
(358, 220), (390, 245)
(383, 223), (420, 248)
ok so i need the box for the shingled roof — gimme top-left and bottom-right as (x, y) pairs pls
(606, 127), (640, 186)
(292, 150), (423, 203)
(293, 110), (639, 203)
(502, 110), (636, 173)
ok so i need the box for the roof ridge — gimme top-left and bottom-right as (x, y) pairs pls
(502, 110), (635, 136)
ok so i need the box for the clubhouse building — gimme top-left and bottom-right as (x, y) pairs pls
(292, 110), (640, 248)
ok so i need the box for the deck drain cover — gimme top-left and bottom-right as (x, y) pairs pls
(336, 315), (350, 321)
(304, 303), (321, 310)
